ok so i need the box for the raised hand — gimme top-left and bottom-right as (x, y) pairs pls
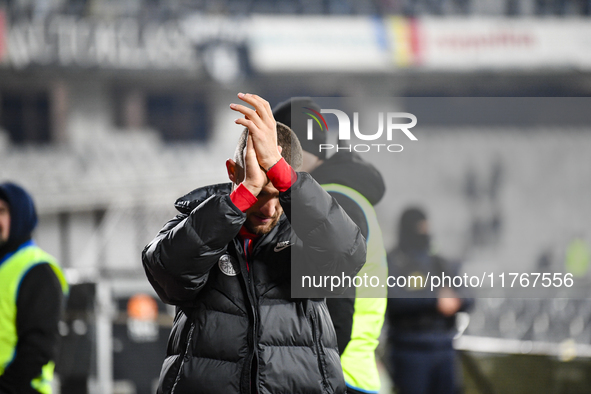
(241, 132), (267, 197)
(230, 93), (283, 171)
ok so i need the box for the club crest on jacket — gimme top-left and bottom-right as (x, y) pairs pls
(218, 254), (237, 276)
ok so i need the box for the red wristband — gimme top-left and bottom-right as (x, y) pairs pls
(267, 157), (297, 193)
(230, 184), (257, 212)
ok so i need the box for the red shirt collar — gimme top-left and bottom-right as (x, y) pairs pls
(239, 226), (260, 241)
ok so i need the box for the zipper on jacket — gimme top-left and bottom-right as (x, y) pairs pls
(242, 238), (260, 393)
(170, 322), (195, 394)
(311, 307), (330, 394)
(236, 239), (254, 393)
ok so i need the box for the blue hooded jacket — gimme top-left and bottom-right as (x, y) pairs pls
(0, 182), (65, 394)
(0, 182), (38, 259)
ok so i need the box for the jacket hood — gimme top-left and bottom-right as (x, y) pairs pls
(273, 97), (327, 161)
(0, 182), (38, 257)
(310, 152), (386, 205)
(397, 207), (430, 252)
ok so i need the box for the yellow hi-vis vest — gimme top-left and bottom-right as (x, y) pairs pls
(0, 242), (68, 394)
(322, 184), (388, 394)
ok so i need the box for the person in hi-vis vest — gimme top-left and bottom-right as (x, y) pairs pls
(0, 182), (68, 394)
(274, 98), (388, 394)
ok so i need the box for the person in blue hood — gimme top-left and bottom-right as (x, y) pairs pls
(0, 182), (68, 394)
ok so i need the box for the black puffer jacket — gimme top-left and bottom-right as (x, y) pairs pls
(142, 173), (366, 394)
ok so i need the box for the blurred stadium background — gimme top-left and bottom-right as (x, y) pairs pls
(1, 0), (591, 392)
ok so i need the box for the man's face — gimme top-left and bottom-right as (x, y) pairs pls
(227, 159), (284, 235)
(0, 200), (10, 246)
(244, 181), (283, 235)
(416, 219), (429, 235)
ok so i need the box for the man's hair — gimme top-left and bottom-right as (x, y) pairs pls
(233, 122), (303, 171)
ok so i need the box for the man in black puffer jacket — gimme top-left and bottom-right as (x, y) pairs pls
(142, 93), (366, 394)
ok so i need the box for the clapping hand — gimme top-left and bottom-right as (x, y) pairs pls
(230, 93), (283, 172)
